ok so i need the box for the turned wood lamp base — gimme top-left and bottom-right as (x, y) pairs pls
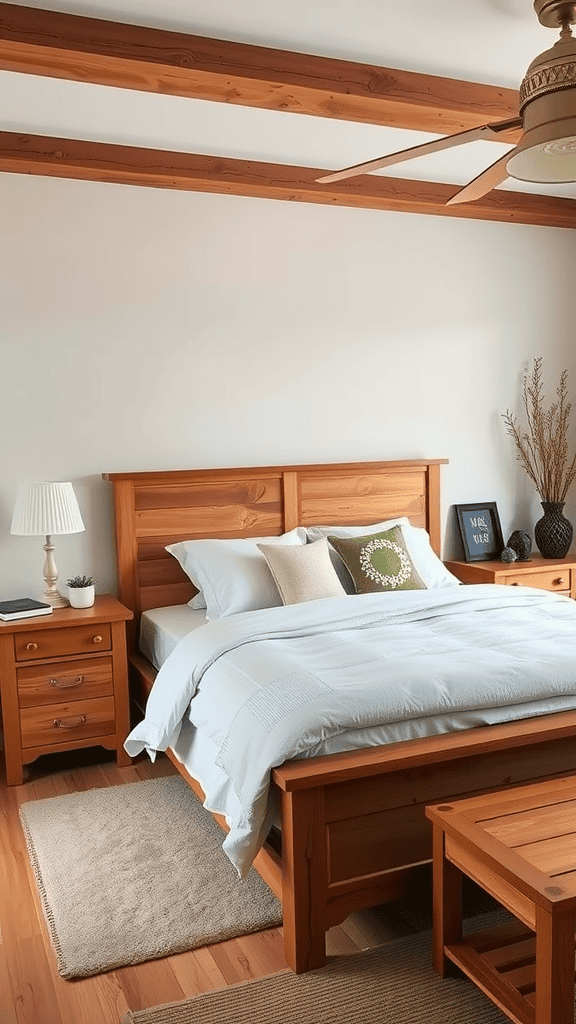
(42, 534), (70, 607)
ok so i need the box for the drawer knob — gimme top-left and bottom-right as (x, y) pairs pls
(26, 642), (38, 651)
(511, 582), (524, 586)
(556, 577), (565, 585)
(50, 675), (83, 689)
(93, 635), (103, 644)
(53, 714), (86, 729)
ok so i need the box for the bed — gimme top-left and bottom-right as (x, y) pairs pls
(102, 459), (576, 973)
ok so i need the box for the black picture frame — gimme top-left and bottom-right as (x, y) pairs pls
(454, 502), (504, 562)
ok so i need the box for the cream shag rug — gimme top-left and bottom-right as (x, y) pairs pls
(19, 776), (281, 979)
(122, 918), (517, 1024)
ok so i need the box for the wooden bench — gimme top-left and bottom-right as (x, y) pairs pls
(426, 775), (576, 1024)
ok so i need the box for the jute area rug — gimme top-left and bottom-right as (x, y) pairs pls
(19, 775), (281, 979)
(122, 915), (517, 1024)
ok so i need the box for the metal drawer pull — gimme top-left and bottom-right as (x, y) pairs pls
(555, 577), (565, 585)
(93, 635), (103, 644)
(50, 675), (83, 689)
(53, 714), (86, 729)
(26, 642), (38, 652)
(511, 582), (524, 586)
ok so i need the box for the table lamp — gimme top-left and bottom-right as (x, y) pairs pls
(10, 481), (85, 607)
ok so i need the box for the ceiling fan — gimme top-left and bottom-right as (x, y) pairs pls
(317, 0), (576, 204)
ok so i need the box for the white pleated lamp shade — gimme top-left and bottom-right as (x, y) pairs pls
(11, 481), (85, 536)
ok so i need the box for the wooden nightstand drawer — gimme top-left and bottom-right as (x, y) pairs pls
(14, 622), (112, 661)
(20, 695), (116, 748)
(17, 656), (114, 708)
(505, 568), (571, 591)
(445, 556), (576, 599)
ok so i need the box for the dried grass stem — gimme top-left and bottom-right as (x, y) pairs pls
(503, 357), (576, 504)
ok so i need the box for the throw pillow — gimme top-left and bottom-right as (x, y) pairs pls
(327, 526), (426, 594)
(257, 537), (346, 605)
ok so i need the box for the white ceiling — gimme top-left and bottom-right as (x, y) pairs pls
(3, 0), (576, 199)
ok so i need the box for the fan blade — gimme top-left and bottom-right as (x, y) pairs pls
(316, 118), (522, 184)
(446, 150), (514, 205)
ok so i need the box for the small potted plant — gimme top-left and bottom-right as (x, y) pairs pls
(67, 574), (95, 608)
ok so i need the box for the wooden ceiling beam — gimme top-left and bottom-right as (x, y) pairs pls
(0, 3), (521, 137)
(2, 132), (574, 230)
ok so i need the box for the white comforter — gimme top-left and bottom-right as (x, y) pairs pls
(125, 586), (576, 876)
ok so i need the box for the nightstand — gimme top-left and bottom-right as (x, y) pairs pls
(0, 595), (133, 786)
(445, 554), (576, 598)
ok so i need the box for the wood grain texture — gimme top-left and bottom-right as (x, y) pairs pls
(281, 788), (329, 972)
(432, 823), (462, 977)
(0, 634), (23, 786)
(17, 656), (114, 707)
(134, 479), (282, 511)
(104, 459), (446, 623)
(0, 3), (520, 133)
(3, 5), (574, 225)
(445, 938), (534, 1024)
(446, 555), (576, 598)
(20, 695), (116, 748)
(0, 597), (133, 785)
(428, 776), (576, 1024)
(534, 905), (575, 1023)
(3, 132), (576, 227)
(111, 619), (132, 768)
(14, 623), (112, 661)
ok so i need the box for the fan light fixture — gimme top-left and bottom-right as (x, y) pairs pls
(317, 0), (576, 203)
(508, 0), (576, 182)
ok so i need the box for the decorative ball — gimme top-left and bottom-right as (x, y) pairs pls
(500, 547), (518, 563)
(506, 530), (532, 561)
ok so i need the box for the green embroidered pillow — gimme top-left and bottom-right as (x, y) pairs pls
(327, 525), (426, 594)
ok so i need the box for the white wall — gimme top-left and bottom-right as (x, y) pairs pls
(1, 172), (575, 601)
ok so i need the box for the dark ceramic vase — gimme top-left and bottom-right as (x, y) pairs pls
(534, 501), (573, 558)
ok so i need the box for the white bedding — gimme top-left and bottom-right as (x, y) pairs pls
(140, 605), (208, 670)
(126, 586), (576, 877)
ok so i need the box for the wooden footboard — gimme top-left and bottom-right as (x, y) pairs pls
(272, 710), (576, 972)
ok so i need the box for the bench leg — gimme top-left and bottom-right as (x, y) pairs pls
(534, 904), (575, 1024)
(431, 822), (462, 977)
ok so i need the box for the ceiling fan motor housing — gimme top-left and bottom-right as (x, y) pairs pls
(533, 1), (576, 29)
(508, 4), (576, 181)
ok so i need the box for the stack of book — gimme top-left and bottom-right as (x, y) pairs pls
(0, 598), (53, 621)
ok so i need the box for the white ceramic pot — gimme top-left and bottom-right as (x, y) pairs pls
(68, 585), (95, 608)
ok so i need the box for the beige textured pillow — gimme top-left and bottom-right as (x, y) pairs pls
(257, 537), (346, 606)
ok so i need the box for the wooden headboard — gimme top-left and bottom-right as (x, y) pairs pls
(103, 458), (447, 648)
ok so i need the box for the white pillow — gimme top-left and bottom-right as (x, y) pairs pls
(166, 528), (307, 620)
(402, 526), (461, 588)
(306, 520), (460, 591)
(257, 537), (346, 605)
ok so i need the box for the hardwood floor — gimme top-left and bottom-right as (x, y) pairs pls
(0, 745), (488, 1024)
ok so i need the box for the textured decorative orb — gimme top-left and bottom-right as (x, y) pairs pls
(507, 530), (532, 561)
(500, 547), (518, 563)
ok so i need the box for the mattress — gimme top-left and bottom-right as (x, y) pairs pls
(139, 604), (208, 670)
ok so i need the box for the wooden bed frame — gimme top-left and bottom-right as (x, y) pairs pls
(103, 459), (576, 973)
